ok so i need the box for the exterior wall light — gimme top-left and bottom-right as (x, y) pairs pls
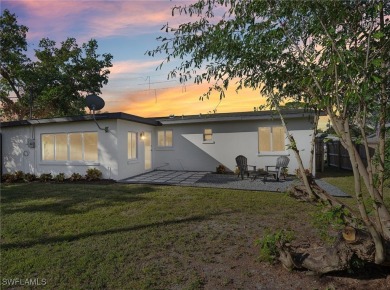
(140, 132), (145, 140)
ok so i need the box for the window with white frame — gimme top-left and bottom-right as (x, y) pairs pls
(258, 126), (285, 152)
(203, 129), (213, 141)
(128, 132), (137, 159)
(157, 130), (173, 147)
(41, 132), (98, 161)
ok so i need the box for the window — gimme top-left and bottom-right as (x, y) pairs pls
(157, 130), (173, 147)
(203, 129), (213, 141)
(258, 126), (285, 152)
(41, 132), (98, 161)
(128, 132), (137, 159)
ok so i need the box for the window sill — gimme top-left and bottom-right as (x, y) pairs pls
(127, 159), (139, 165)
(257, 152), (289, 157)
(40, 161), (100, 166)
(155, 147), (174, 151)
(202, 141), (215, 144)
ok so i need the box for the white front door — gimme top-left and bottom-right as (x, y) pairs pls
(144, 132), (152, 170)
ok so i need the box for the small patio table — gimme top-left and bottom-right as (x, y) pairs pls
(249, 170), (268, 182)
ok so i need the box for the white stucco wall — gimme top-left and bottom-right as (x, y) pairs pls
(1, 114), (316, 180)
(116, 119), (155, 180)
(153, 118), (315, 175)
(1, 119), (120, 179)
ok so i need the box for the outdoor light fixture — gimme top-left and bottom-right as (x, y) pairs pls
(140, 132), (145, 140)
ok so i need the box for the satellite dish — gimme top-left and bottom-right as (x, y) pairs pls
(86, 94), (105, 111)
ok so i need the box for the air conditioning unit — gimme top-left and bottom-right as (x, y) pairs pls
(27, 138), (35, 148)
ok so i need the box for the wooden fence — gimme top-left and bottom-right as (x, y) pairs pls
(325, 140), (375, 170)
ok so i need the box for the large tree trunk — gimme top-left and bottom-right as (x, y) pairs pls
(278, 227), (377, 274)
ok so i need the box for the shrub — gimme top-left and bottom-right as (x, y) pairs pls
(311, 203), (350, 244)
(85, 168), (102, 181)
(14, 171), (25, 182)
(216, 164), (226, 174)
(39, 173), (53, 182)
(54, 173), (66, 182)
(2, 173), (16, 183)
(256, 229), (295, 263)
(24, 173), (37, 182)
(69, 172), (83, 181)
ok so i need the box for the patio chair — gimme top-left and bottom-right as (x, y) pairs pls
(265, 156), (290, 181)
(235, 155), (257, 180)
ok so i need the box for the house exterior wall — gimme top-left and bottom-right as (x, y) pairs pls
(116, 119), (155, 180)
(1, 113), (316, 180)
(1, 119), (120, 179)
(153, 118), (314, 175)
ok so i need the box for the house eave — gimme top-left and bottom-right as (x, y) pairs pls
(156, 110), (320, 125)
(1, 112), (161, 128)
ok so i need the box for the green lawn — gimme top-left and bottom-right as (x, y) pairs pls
(1, 182), (317, 289)
(2, 175), (389, 289)
(319, 167), (390, 207)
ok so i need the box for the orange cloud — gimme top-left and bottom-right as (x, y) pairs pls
(104, 82), (266, 117)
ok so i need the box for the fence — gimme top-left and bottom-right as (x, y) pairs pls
(325, 140), (376, 170)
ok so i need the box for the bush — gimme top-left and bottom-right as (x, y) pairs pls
(311, 203), (350, 244)
(256, 229), (295, 263)
(54, 173), (66, 182)
(24, 173), (37, 182)
(14, 171), (25, 182)
(85, 168), (102, 181)
(2, 173), (16, 183)
(216, 164), (226, 174)
(69, 172), (83, 181)
(39, 173), (53, 182)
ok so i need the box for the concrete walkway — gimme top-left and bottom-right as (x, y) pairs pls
(119, 170), (350, 197)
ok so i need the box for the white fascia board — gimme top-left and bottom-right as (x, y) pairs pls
(158, 113), (312, 125)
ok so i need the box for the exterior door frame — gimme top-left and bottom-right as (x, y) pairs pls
(144, 131), (152, 171)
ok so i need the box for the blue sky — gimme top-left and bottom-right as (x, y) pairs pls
(2, 0), (266, 117)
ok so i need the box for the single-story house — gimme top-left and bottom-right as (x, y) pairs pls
(1, 109), (317, 180)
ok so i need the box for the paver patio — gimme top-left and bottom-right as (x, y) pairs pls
(119, 170), (350, 197)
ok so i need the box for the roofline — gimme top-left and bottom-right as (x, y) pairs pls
(155, 109), (323, 125)
(1, 112), (161, 128)
(1, 109), (323, 128)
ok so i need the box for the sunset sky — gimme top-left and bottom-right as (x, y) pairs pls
(2, 0), (329, 129)
(2, 0), (266, 118)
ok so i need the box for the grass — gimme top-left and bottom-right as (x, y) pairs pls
(2, 170), (389, 289)
(1, 182), (316, 289)
(318, 167), (390, 207)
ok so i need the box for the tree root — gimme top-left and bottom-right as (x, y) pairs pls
(277, 227), (378, 274)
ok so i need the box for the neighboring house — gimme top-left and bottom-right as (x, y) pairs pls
(1, 109), (317, 180)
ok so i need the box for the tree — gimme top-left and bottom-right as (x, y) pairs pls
(148, 0), (390, 272)
(0, 9), (113, 120)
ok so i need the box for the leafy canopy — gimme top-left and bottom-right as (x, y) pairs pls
(148, 0), (389, 117)
(0, 9), (113, 120)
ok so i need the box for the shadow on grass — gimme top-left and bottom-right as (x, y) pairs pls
(2, 211), (235, 250)
(316, 166), (354, 178)
(1, 184), (155, 215)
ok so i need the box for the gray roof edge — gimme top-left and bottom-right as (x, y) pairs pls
(1, 112), (161, 128)
(1, 109), (322, 128)
(157, 109), (322, 124)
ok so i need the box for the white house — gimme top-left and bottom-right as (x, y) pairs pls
(1, 109), (317, 180)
